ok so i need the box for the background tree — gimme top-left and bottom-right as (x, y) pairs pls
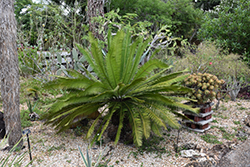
(50, 0), (87, 15)
(0, 0), (23, 148)
(87, 0), (105, 41)
(15, 0), (37, 45)
(108, 0), (202, 39)
(193, 0), (220, 11)
(48, 0), (203, 42)
(198, 0), (250, 61)
(15, 0), (33, 17)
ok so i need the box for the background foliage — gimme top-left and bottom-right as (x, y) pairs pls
(198, 0), (250, 61)
(12, 0), (250, 148)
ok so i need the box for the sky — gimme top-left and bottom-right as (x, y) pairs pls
(32, 0), (49, 4)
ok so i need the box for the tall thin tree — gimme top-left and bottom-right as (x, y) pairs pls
(0, 0), (23, 148)
(87, 0), (105, 41)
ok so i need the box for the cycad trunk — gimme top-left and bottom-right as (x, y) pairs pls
(0, 0), (23, 148)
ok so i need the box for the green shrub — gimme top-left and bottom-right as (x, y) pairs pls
(173, 42), (250, 79)
(18, 47), (42, 76)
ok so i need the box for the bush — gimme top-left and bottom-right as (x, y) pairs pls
(172, 42), (250, 101)
(172, 42), (250, 81)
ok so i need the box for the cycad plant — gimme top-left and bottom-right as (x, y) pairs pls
(43, 29), (198, 146)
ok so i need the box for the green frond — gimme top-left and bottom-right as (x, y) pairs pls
(46, 106), (85, 126)
(120, 30), (132, 81)
(107, 30), (112, 51)
(82, 82), (107, 96)
(130, 84), (186, 95)
(134, 59), (169, 80)
(63, 90), (114, 105)
(65, 69), (86, 78)
(43, 100), (76, 121)
(76, 44), (95, 72)
(106, 30), (125, 88)
(171, 110), (190, 120)
(97, 104), (118, 141)
(55, 103), (100, 132)
(114, 107), (125, 145)
(125, 102), (143, 146)
(44, 77), (94, 90)
(153, 70), (189, 85)
(165, 96), (193, 102)
(145, 85), (191, 94)
(137, 107), (151, 139)
(151, 122), (162, 136)
(43, 90), (114, 127)
(171, 102), (199, 114)
(135, 102), (166, 129)
(77, 63), (99, 82)
(142, 94), (199, 114)
(129, 73), (190, 95)
(128, 67), (171, 93)
(150, 103), (180, 129)
(120, 78), (145, 95)
(125, 96), (145, 103)
(137, 67), (171, 87)
(155, 73), (190, 86)
(88, 33), (112, 88)
(86, 104), (109, 139)
(128, 38), (151, 83)
(167, 85), (192, 93)
(122, 37), (143, 84)
(50, 104), (85, 123)
(86, 110), (104, 139)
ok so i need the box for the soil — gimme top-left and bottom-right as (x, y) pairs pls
(0, 99), (250, 167)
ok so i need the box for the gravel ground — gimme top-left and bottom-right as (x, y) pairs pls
(1, 99), (250, 167)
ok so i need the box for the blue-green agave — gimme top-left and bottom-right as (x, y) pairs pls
(43, 29), (198, 146)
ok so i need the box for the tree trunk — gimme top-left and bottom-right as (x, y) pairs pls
(87, 0), (105, 41)
(0, 0), (23, 148)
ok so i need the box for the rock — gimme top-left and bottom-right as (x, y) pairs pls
(197, 157), (207, 162)
(29, 112), (40, 121)
(185, 158), (217, 167)
(217, 138), (250, 167)
(207, 144), (232, 159)
(0, 111), (6, 139)
(182, 143), (197, 150)
(236, 130), (248, 138)
(242, 126), (250, 135)
(244, 115), (250, 127)
(180, 149), (206, 158)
